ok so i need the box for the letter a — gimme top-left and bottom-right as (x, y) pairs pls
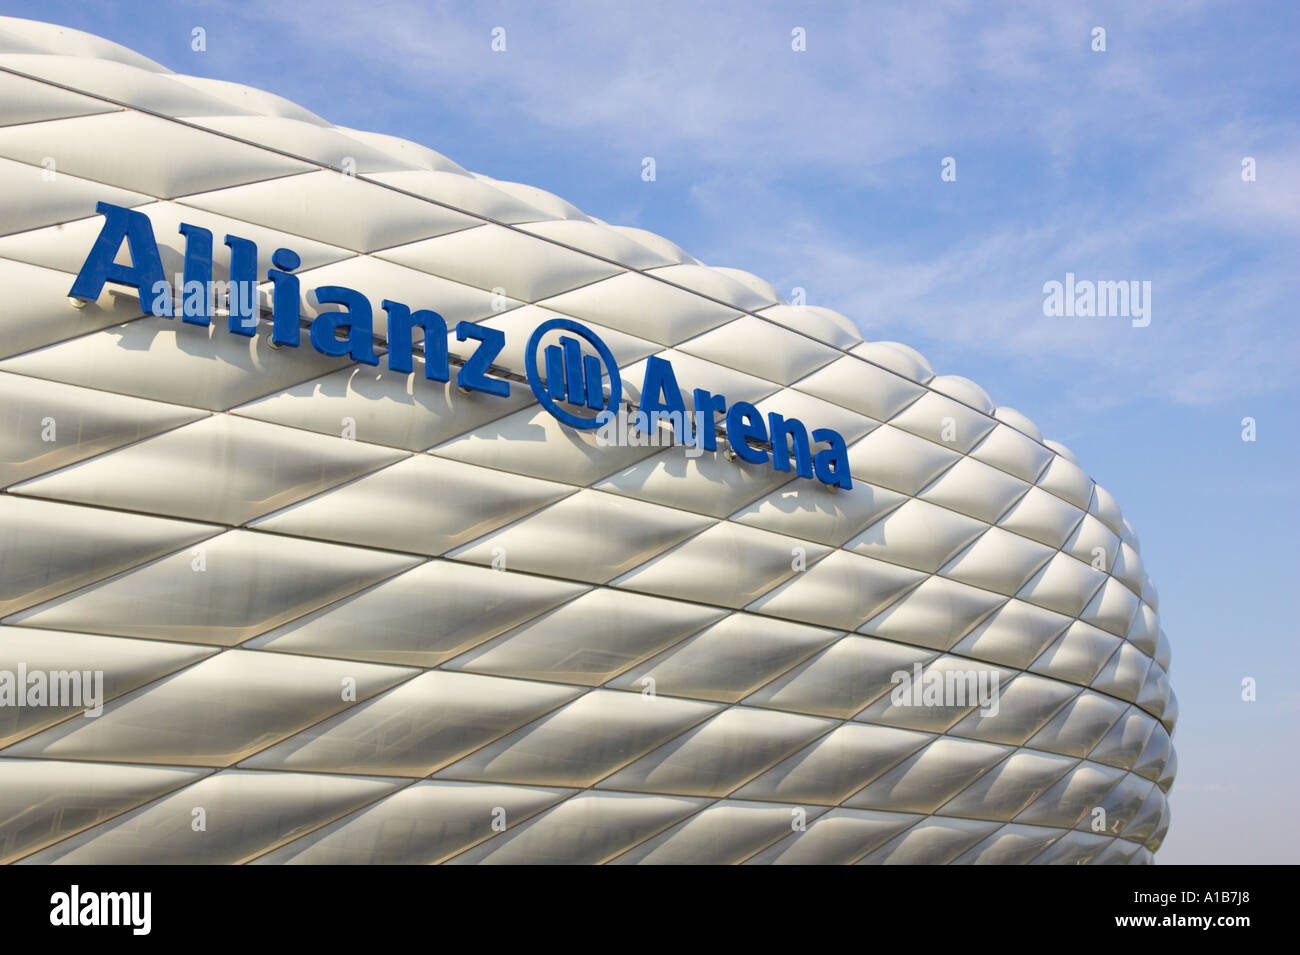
(69, 202), (171, 315)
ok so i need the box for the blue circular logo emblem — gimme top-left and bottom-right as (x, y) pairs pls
(524, 318), (622, 430)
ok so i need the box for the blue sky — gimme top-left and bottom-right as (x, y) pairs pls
(7, 0), (1298, 863)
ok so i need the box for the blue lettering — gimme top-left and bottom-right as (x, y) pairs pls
(177, 223), (212, 326)
(692, 388), (726, 452)
(768, 412), (813, 478)
(71, 202), (854, 489)
(639, 355), (690, 442)
(381, 299), (448, 380)
(726, 401), (769, 464)
(310, 285), (379, 365)
(813, 427), (853, 489)
(69, 201), (171, 316)
(268, 247), (301, 347)
(455, 322), (510, 397)
(224, 234), (258, 336)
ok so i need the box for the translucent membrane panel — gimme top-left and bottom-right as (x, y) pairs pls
(20, 770), (404, 864)
(253, 781), (572, 865)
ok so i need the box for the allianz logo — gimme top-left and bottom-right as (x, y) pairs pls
(68, 201), (854, 488)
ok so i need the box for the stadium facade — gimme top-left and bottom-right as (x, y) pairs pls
(0, 17), (1175, 864)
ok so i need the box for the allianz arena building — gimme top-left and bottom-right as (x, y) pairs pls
(0, 17), (1175, 865)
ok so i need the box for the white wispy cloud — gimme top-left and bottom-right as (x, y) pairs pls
(205, 0), (1298, 417)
